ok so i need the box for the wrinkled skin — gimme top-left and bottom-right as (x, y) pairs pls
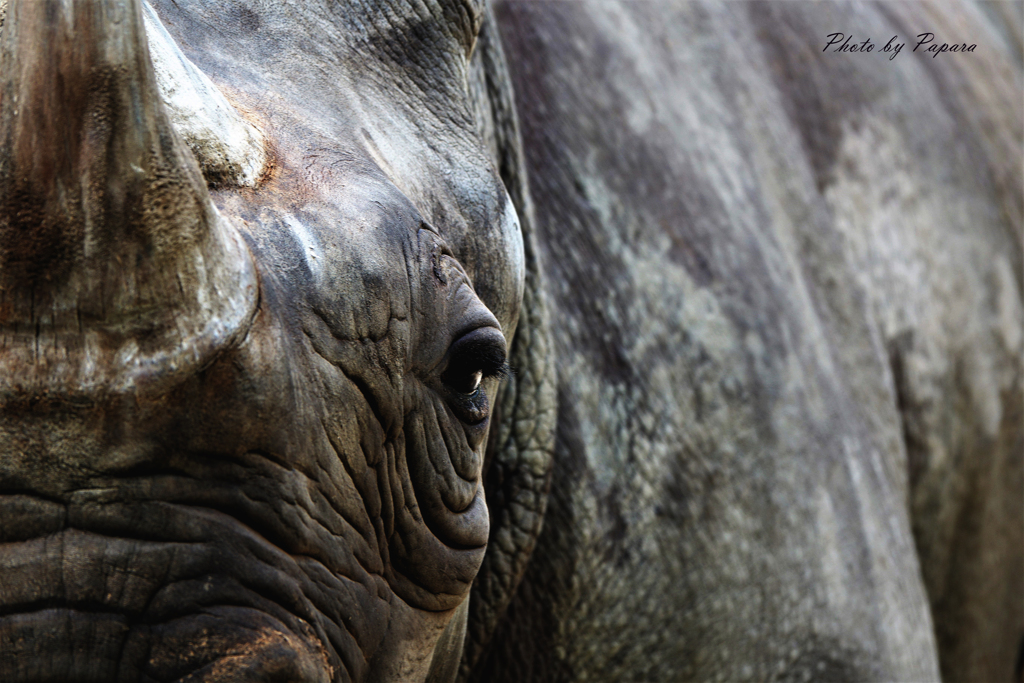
(0, 0), (1021, 682)
(467, 2), (1022, 682)
(0, 0), (539, 681)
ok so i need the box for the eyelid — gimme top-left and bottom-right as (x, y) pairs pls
(446, 327), (507, 370)
(440, 326), (509, 396)
(460, 343), (507, 377)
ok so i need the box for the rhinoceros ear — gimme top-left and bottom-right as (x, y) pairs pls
(0, 0), (258, 396)
(141, 1), (268, 188)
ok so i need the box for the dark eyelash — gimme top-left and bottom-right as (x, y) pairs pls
(485, 360), (513, 381)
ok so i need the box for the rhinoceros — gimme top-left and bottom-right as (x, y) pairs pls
(471, 3), (1023, 682)
(0, 0), (1020, 682)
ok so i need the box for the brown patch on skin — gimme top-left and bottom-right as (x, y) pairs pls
(147, 617), (335, 682)
(206, 84), (278, 189)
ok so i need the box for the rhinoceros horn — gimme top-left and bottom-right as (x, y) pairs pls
(0, 0), (257, 397)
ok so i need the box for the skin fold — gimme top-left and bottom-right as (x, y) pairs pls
(0, 0), (543, 680)
(468, 1), (1022, 682)
(0, 1), (1020, 682)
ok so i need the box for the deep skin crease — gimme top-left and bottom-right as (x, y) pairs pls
(0, 0), (526, 681)
(0, 0), (1020, 682)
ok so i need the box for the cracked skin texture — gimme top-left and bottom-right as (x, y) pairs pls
(0, 0), (555, 681)
(0, 0), (1020, 682)
(468, 2), (1022, 682)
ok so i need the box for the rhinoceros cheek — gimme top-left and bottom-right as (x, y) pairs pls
(378, 386), (489, 612)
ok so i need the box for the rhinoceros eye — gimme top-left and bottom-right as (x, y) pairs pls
(442, 327), (509, 398)
(456, 370), (483, 395)
(443, 362), (483, 396)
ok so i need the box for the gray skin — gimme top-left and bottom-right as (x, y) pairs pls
(0, 1), (1020, 683)
(0, 0), (555, 681)
(466, 1), (1022, 682)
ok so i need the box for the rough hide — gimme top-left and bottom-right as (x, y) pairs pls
(0, 0), (555, 681)
(0, 0), (1020, 682)
(467, 2), (1022, 682)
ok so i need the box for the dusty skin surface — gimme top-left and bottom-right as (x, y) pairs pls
(0, 0), (1020, 682)
(0, 0), (554, 681)
(469, 2), (1022, 682)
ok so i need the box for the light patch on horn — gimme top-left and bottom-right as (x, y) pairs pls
(142, 2), (267, 188)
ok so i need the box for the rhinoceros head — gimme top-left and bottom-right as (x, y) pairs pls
(0, 0), (552, 681)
